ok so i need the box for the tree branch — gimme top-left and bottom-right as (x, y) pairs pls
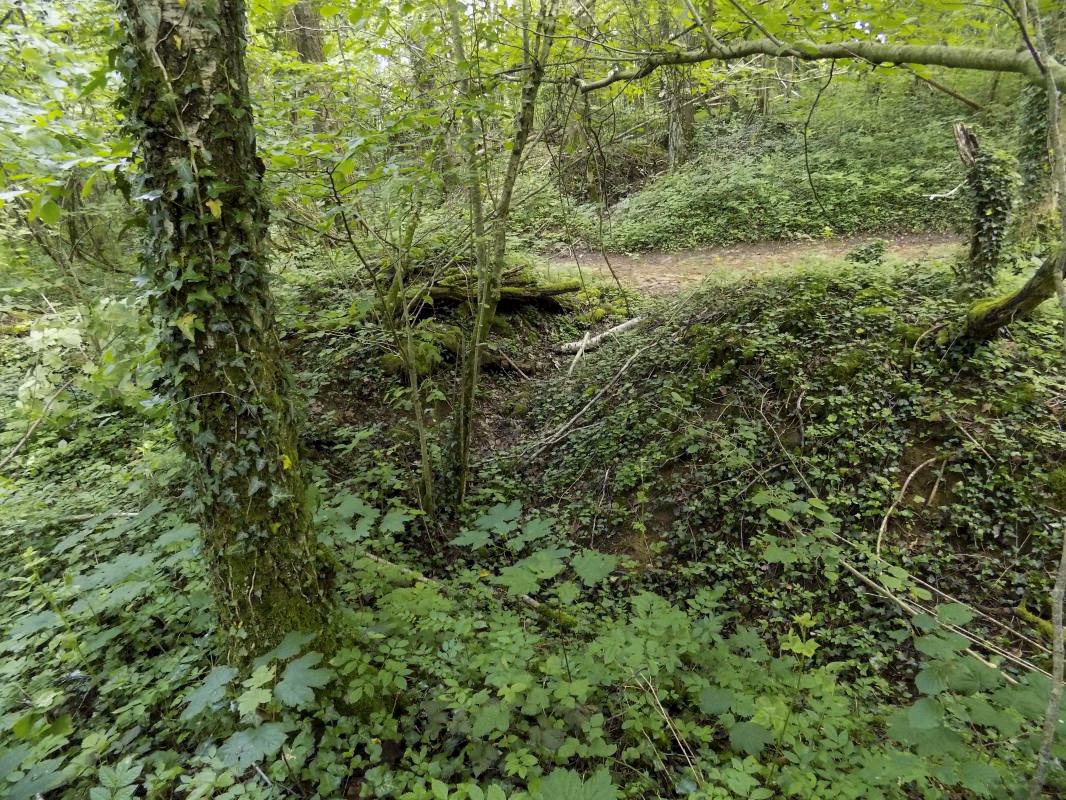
(575, 38), (1066, 92)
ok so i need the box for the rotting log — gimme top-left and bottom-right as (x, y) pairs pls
(964, 249), (1061, 338)
(424, 281), (581, 308)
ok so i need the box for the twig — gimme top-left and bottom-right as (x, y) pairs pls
(945, 411), (994, 462)
(496, 348), (532, 380)
(927, 459), (948, 507)
(839, 558), (1020, 684)
(726, 0), (782, 46)
(877, 456), (941, 558)
(1025, 6), (1066, 795)
(911, 321), (949, 355)
(0, 379), (74, 473)
(638, 673), (705, 787)
(567, 331), (591, 377)
(531, 346), (647, 458)
(803, 60), (836, 226)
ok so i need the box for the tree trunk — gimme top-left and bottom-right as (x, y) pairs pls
(449, 0), (560, 504)
(118, 0), (332, 659)
(954, 123), (1012, 286)
(284, 1), (324, 64)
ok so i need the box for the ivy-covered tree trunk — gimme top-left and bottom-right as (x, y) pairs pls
(118, 0), (332, 658)
(954, 123), (1012, 287)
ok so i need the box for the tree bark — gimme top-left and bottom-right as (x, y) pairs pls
(954, 123), (1011, 286)
(284, 1), (324, 64)
(118, 0), (332, 659)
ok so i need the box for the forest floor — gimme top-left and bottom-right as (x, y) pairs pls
(542, 231), (963, 292)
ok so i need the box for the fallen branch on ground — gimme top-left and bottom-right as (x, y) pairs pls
(557, 317), (643, 353)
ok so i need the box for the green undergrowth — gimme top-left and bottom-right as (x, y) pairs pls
(2, 259), (1066, 799)
(510, 74), (1021, 253)
(503, 261), (1066, 655)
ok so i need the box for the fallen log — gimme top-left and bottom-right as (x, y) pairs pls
(427, 281), (581, 308)
(964, 249), (1060, 338)
(557, 317), (644, 353)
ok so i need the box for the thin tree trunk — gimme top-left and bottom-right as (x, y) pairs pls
(1026, 6), (1066, 794)
(450, 0), (560, 504)
(118, 0), (332, 659)
(446, 0), (492, 504)
(285, 1), (324, 64)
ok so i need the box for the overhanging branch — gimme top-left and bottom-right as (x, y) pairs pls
(575, 37), (1066, 91)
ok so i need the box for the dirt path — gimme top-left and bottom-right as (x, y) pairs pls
(542, 232), (963, 294)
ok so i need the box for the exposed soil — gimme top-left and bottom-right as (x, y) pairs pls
(542, 232), (964, 293)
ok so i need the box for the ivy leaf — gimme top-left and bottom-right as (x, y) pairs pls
(906, 697), (942, 731)
(935, 603), (974, 626)
(205, 199), (222, 218)
(180, 666), (236, 720)
(914, 631), (968, 659)
(506, 516), (554, 552)
(474, 501), (522, 532)
(555, 581), (580, 605)
(763, 543), (798, 564)
(571, 550), (616, 585)
(274, 652), (332, 708)
(174, 312), (197, 341)
(471, 701), (511, 738)
(333, 493), (373, 520)
(380, 508), (411, 534)
(766, 507), (792, 522)
(253, 631), (314, 668)
(517, 547), (569, 580)
(218, 723), (287, 770)
(244, 664), (275, 689)
(697, 686), (734, 716)
(534, 768), (618, 800)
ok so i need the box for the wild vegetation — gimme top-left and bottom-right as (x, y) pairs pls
(3, 1), (1066, 798)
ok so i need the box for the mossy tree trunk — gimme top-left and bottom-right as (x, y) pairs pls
(118, 0), (332, 659)
(964, 248), (1060, 338)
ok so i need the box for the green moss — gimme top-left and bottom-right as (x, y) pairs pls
(854, 286), (897, 303)
(509, 391), (531, 416)
(490, 314), (514, 335)
(1049, 466), (1066, 506)
(967, 293), (1012, 324)
(578, 307), (607, 325)
(825, 350), (868, 380)
(893, 322), (925, 345)
(857, 305), (890, 318)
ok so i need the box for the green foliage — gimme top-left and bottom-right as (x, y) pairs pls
(518, 73), (997, 253)
(516, 259), (1066, 708)
(962, 146), (1016, 287)
(846, 238), (888, 266)
(3, 1), (1064, 798)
